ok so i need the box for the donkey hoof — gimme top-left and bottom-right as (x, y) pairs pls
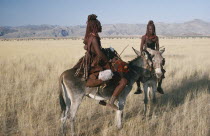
(99, 100), (107, 106)
(157, 87), (164, 94)
(134, 89), (142, 94)
(117, 125), (123, 130)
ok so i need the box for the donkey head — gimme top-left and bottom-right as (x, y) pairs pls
(132, 47), (153, 77)
(146, 48), (165, 79)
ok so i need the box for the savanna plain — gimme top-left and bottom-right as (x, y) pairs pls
(0, 38), (209, 136)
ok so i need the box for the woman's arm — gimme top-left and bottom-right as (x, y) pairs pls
(92, 38), (108, 62)
(140, 36), (146, 53)
(156, 36), (159, 51)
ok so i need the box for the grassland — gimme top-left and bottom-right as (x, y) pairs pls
(0, 38), (209, 136)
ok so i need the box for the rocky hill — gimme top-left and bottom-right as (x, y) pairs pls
(0, 19), (210, 38)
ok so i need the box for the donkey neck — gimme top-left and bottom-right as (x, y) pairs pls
(129, 56), (144, 68)
(127, 57), (145, 86)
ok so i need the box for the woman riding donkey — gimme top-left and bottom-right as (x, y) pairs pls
(134, 20), (166, 94)
(73, 14), (129, 110)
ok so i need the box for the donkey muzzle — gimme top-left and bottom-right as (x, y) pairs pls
(155, 68), (163, 79)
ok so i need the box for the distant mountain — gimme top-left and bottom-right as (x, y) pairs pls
(0, 19), (210, 38)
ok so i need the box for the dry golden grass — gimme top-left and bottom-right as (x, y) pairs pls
(0, 38), (209, 136)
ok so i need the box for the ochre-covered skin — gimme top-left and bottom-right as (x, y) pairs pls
(84, 34), (111, 87)
(140, 20), (159, 52)
(84, 34), (108, 68)
(140, 34), (159, 52)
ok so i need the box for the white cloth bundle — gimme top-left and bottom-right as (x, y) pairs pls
(98, 69), (114, 81)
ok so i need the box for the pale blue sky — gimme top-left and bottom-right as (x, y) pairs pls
(0, 0), (210, 26)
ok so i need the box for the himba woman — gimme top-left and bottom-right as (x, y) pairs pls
(134, 20), (165, 94)
(74, 14), (128, 110)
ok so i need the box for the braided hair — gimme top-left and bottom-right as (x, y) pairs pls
(146, 20), (156, 36)
(84, 14), (101, 44)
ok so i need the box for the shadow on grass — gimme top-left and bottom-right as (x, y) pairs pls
(124, 73), (210, 120)
(158, 74), (210, 108)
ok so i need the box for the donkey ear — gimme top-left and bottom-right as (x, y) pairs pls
(160, 48), (165, 54)
(132, 47), (141, 56)
(142, 51), (148, 59)
(146, 48), (155, 55)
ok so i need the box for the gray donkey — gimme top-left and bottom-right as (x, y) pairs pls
(135, 48), (165, 115)
(59, 48), (152, 135)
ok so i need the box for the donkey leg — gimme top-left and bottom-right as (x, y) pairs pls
(61, 107), (70, 136)
(134, 80), (142, 94)
(69, 95), (84, 136)
(143, 84), (149, 116)
(152, 81), (157, 104)
(147, 85), (152, 113)
(116, 99), (125, 129)
(60, 81), (71, 135)
(116, 110), (123, 129)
